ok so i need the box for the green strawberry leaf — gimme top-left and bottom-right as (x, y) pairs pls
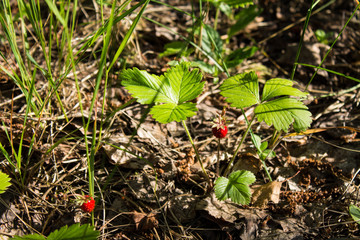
(214, 170), (256, 205)
(350, 205), (360, 224)
(47, 223), (99, 240)
(121, 62), (204, 124)
(220, 71), (260, 108)
(255, 97), (312, 132)
(121, 68), (171, 104)
(11, 235), (46, 240)
(163, 62), (204, 104)
(262, 78), (308, 101)
(0, 171), (11, 194)
(11, 224), (99, 240)
(150, 102), (198, 123)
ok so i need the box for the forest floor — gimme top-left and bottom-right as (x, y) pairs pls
(1, 0), (360, 239)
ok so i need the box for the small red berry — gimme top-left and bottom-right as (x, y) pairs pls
(212, 107), (228, 139)
(81, 195), (95, 213)
(212, 125), (228, 138)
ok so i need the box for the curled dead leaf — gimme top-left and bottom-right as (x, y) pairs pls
(252, 181), (283, 208)
(131, 211), (158, 231)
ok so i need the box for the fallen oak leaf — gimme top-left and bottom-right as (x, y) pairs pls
(131, 211), (158, 231)
(251, 181), (283, 208)
(251, 171), (300, 208)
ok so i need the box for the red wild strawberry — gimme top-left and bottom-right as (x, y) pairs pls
(212, 125), (228, 138)
(81, 195), (95, 213)
(212, 107), (228, 139)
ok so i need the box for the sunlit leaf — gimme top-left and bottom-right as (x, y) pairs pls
(47, 223), (99, 240)
(121, 62), (204, 124)
(255, 97), (312, 132)
(121, 68), (171, 104)
(150, 102), (197, 123)
(220, 71), (260, 108)
(262, 78), (308, 101)
(214, 170), (256, 205)
(11, 224), (99, 240)
(0, 171), (11, 194)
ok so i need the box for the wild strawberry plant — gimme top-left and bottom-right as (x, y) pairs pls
(120, 61), (256, 201)
(121, 62), (210, 181)
(220, 71), (311, 132)
(120, 62), (312, 205)
(214, 71), (312, 204)
(11, 223), (99, 240)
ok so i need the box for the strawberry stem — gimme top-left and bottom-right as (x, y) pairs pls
(181, 120), (211, 188)
(216, 137), (221, 176)
(223, 116), (255, 177)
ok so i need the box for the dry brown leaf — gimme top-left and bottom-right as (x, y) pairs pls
(251, 181), (283, 208)
(131, 211), (158, 231)
(233, 152), (262, 174)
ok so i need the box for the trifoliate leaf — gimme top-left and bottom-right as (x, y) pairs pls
(47, 223), (99, 240)
(121, 62), (204, 124)
(150, 102), (198, 123)
(262, 78), (308, 101)
(163, 62), (204, 104)
(214, 170), (256, 205)
(255, 97), (312, 132)
(350, 205), (360, 224)
(220, 71), (260, 108)
(121, 68), (171, 104)
(0, 171), (11, 194)
(11, 224), (99, 240)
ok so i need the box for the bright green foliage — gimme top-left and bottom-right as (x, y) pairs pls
(349, 205), (360, 224)
(207, 0), (254, 8)
(261, 78), (308, 101)
(255, 97), (312, 132)
(252, 134), (275, 161)
(220, 71), (312, 132)
(121, 62), (204, 123)
(0, 171), (11, 194)
(220, 71), (260, 108)
(11, 224), (99, 240)
(214, 170), (255, 205)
